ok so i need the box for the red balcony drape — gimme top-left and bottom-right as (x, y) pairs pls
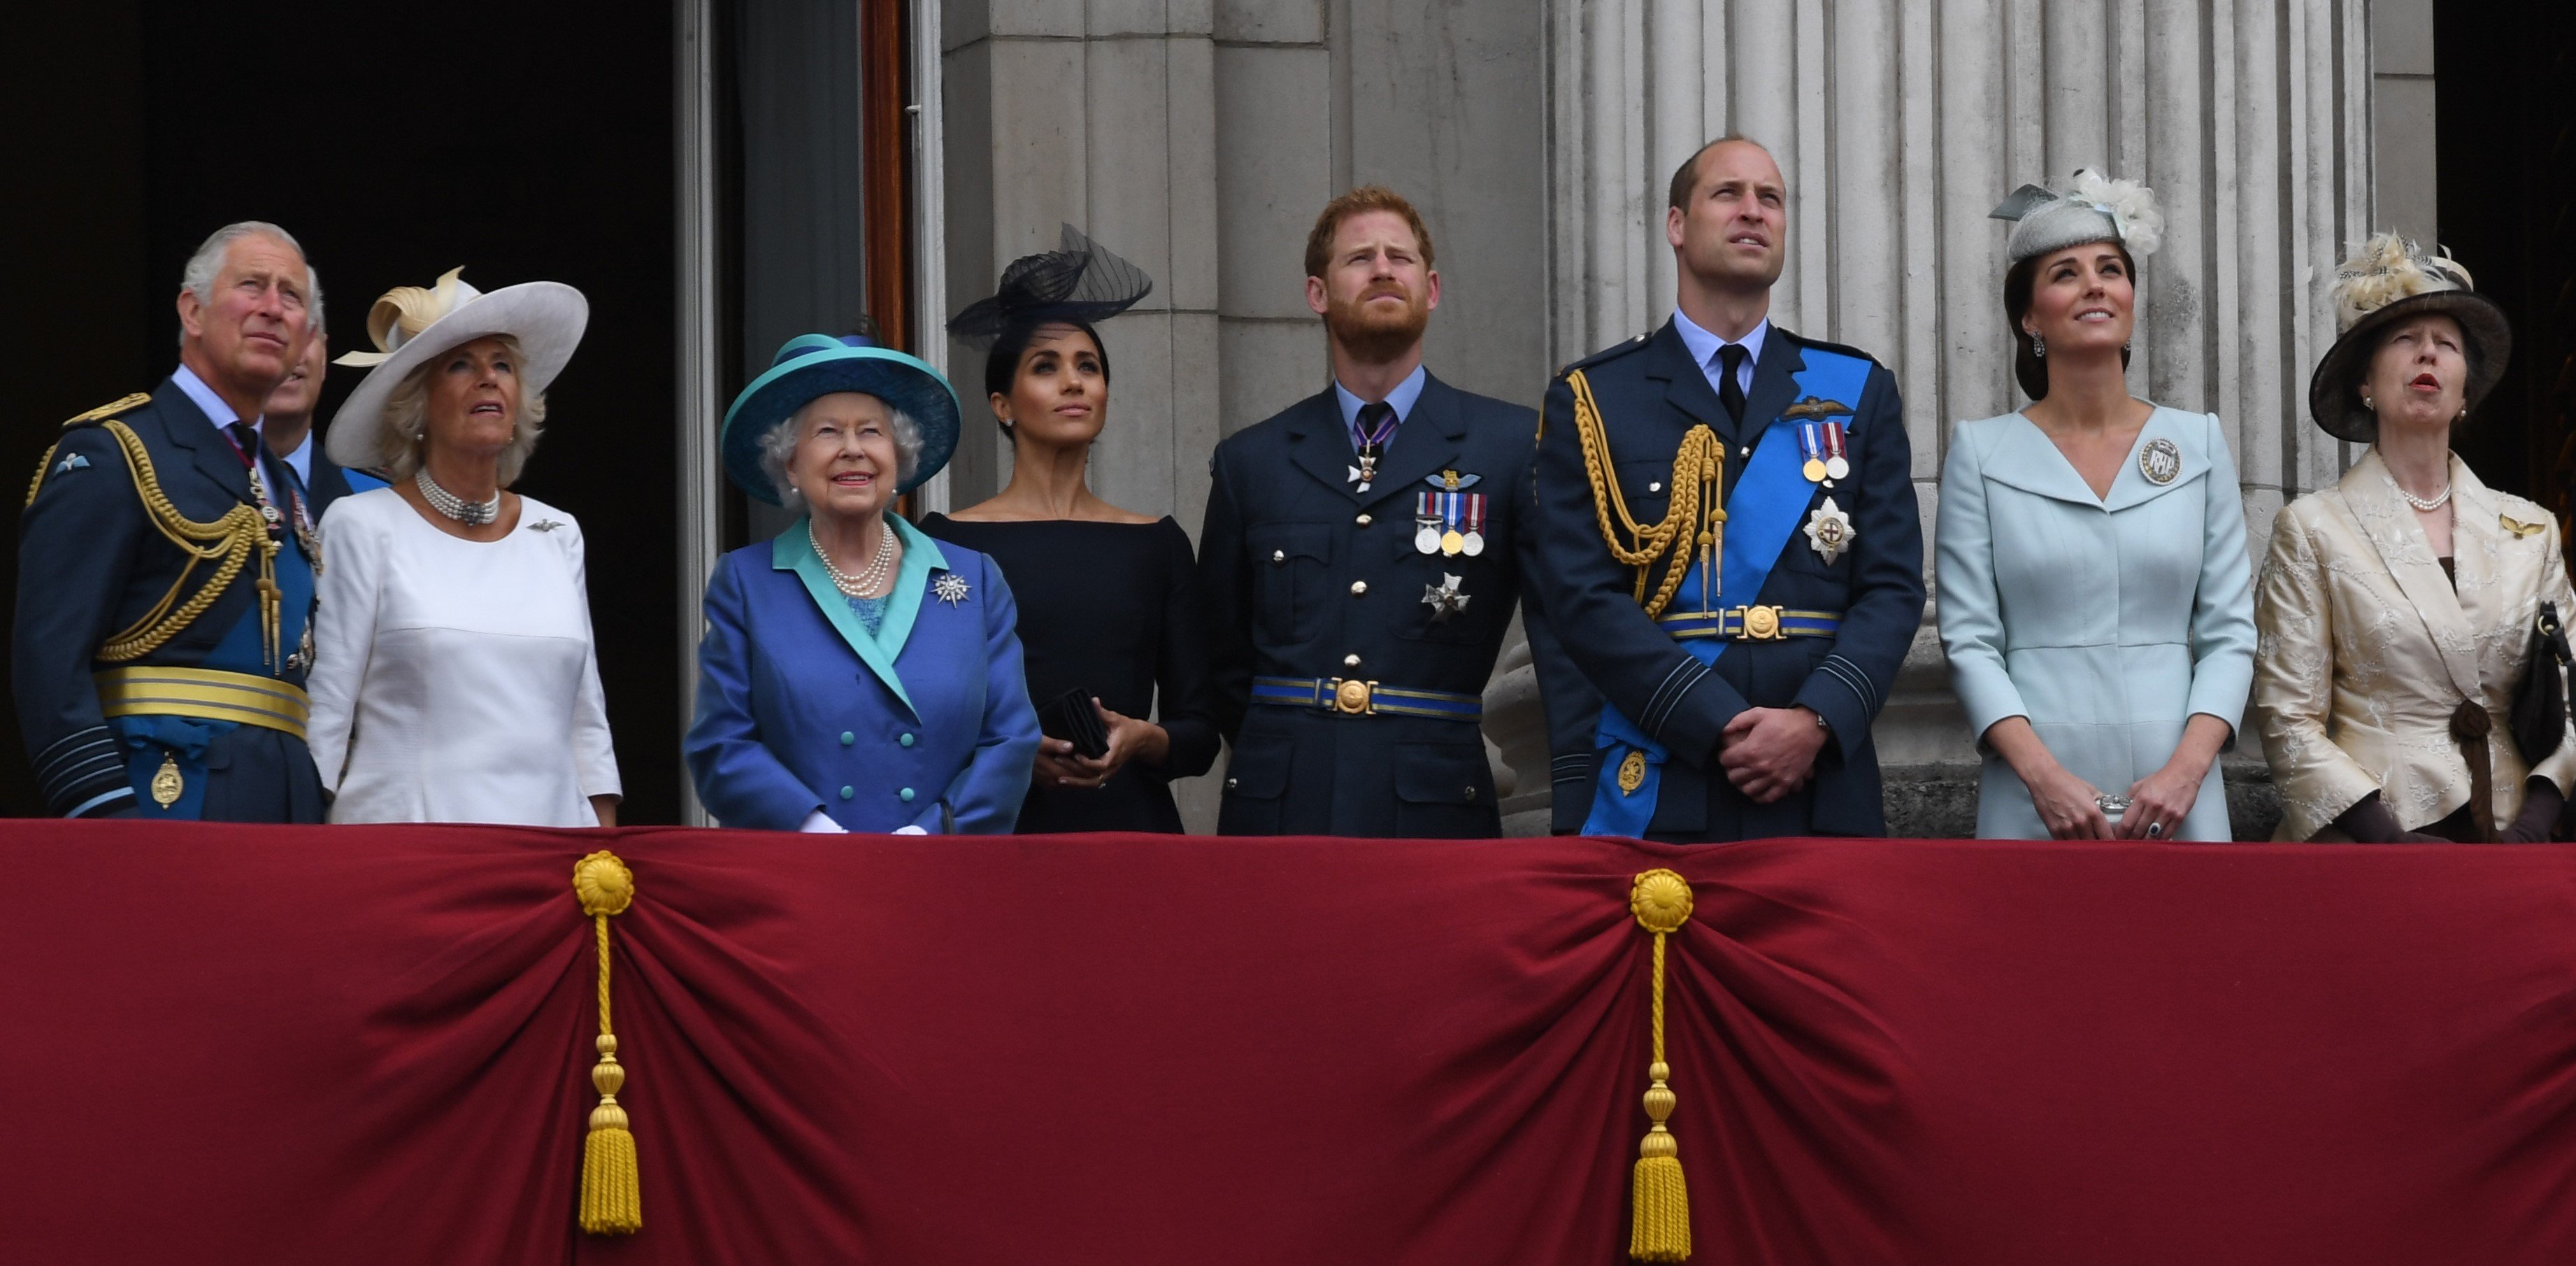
(4, 824), (2573, 1264)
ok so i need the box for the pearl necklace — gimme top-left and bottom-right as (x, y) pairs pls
(2396, 478), (2453, 513)
(813, 518), (897, 597)
(415, 467), (500, 525)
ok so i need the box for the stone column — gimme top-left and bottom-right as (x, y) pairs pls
(1536, 0), (2377, 834)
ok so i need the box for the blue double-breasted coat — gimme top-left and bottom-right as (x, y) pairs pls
(685, 515), (1040, 833)
(1531, 321), (1926, 839)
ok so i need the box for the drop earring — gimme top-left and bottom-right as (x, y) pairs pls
(2032, 334), (2046, 357)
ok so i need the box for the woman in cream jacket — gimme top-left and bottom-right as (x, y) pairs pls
(2253, 234), (2575, 843)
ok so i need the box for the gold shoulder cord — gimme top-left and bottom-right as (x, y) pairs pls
(1566, 369), (1726, 618)
(24, 407), (278, 664)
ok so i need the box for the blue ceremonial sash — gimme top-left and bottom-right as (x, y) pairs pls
(1583, 347), (1874, 837)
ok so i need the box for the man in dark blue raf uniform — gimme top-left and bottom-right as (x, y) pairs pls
(1201, 186), (1562, 837)
(1533, 136), (1925, 840)
(15, 222), (327, 821)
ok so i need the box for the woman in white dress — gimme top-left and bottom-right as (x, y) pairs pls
(304, 269), (620, 825)
(1937, 171), (2257, 840)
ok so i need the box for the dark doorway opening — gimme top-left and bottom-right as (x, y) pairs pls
(2435, 0), (2576, 515)
(3, 3), (680, 820)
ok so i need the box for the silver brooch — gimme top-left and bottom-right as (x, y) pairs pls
(1803, 497), (1856, 565)
(2138, 437), (2182, 485)
(529, 518), (566, 532)
(931, 572), (971, 606)
(1421, 572), (1471, 623)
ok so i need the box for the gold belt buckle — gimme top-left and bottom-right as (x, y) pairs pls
(1736, 604), (1785, 640)
(1330, 678), (1378, 715)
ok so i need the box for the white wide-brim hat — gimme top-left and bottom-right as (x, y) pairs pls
(326, 266), (588, 469)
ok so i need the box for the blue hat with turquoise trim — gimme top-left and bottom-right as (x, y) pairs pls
(722, 333), (961, 504)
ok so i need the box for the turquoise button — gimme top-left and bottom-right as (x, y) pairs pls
(840, 731), (854, 746)
(838, 785), (854, 800)
(899, 733), (915, 748)
(899, 788), (916, 802)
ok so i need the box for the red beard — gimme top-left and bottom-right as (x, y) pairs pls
(1326, 285), (1430, 364)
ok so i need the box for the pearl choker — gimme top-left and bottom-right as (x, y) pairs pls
(416, 468), (501, 525)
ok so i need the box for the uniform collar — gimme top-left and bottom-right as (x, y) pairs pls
(171, 363), (244, 432)
(1332, 363), (1429, 445)
(1668, 308), (1770, 380)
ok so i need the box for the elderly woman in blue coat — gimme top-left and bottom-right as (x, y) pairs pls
(1937, 171), (2258, 840)
(686, 332), (1040, 833)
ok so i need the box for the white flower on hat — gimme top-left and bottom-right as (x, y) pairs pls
(2061, 169), (2164, 257)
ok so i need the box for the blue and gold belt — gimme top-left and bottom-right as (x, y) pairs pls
(1251, 676), (1482, 722)
(96, 665), (310, 739)
(1654, 605), (1841, 641)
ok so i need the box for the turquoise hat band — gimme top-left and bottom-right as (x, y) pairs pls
(721, 336), (963, 504)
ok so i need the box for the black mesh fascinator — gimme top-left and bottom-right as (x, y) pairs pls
(947, 224), (1154, 348)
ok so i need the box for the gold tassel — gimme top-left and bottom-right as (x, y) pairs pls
(1628, 869), (1694, 1262)
(573, 851), (642, 1235)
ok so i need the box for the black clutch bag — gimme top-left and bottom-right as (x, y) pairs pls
(2510, 602), (2573, 764)
(1036, 687), (1111, 760)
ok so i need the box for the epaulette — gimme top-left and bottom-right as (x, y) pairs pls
(1552, 331), (1656, 383)
(62, 392), (152, 429)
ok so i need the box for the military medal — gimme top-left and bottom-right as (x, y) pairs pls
(1420, 572), (1471, 623)
(1617, 750), (1647, 795)
(1803, 496), (1857, 564)
(150, 752), (183, 809)
(1351, 403), (1400, 495)
(1459, 491), (1487, 555)
(1797, 421), (1828, 483)
(1823, 420), (1851, 481)
(1413, 492), (1445, 554)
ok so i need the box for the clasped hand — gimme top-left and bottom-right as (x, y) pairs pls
(1031, 698), (1168, 790)
(1718, 706), (1828, 804)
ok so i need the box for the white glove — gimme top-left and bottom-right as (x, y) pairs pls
(892, 825), (929, 836)
(799, 809), (847, 834)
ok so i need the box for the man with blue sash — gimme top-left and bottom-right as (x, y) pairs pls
(1532, 137), (1924, 840)
(15, 222), (327, 821)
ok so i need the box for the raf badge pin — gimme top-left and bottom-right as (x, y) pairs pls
(1421, 572), (1471, 623)
(2138, 437), (2182, 485)
(932, 572), (971, 606)
(1803, 497), (1856, 564)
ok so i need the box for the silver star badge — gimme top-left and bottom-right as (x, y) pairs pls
(1803, 497), (1856, 565)
(1421, 572), (1471, 623)
(931, 572), (971, 606)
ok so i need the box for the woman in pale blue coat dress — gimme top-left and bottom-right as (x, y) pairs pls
(1938, 172), (2258, 840)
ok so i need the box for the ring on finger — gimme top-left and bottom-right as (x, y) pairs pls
(2146, 820), (2164, 839)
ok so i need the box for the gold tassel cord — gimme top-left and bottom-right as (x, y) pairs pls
(1628, 869), (1695, 1263)
(573, 851), (642, 1235)
(1568, 371), (1726, 618)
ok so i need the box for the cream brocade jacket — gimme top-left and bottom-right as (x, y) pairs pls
(2252, 448), (2576, 840)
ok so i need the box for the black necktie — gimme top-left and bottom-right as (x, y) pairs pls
(1716, 343), (1749, 426)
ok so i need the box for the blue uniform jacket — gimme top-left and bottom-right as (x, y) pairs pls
(685, 516), (1040, 834)
(1200, 371), (1575, 837)
(14, 377), (322, 820)
(1532, 321), (1925, 839)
